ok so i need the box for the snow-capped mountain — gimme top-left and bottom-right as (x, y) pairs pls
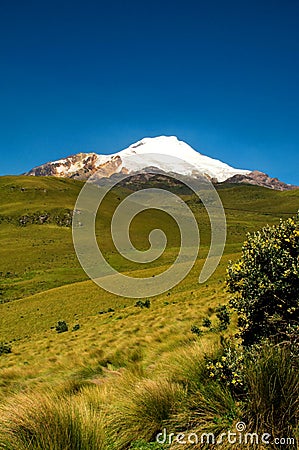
(26, 136), (250, 182)
(25, 136), (296, 190)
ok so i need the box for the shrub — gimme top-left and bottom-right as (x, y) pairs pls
(215, 305), (230, 331)
(0, 342), (12, 355)
(227, 214), (299, 346)
(284, 324), (299, 360)
(55, 320), (68, 333)
(202, 317), (212, 328)
(190, 325), (202, 336)
(135, 300), (151, 309)
(72, 324), (80, 332)
(205, 342), (244, 394)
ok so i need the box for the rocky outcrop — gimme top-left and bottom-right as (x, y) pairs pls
(26, 152), (127, 180)
(224, 171), (297, 191)
(25, 153), (95, 177)
(82, 155), (124, 180)
(0, 211), (73, 227)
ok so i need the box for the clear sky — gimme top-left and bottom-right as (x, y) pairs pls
(0, 0), (298, 184)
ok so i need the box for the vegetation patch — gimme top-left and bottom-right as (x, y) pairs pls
(0, 177), (298, 448)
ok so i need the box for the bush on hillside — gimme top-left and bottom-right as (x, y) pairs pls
(227, 214), (299, 346)
(0, 342), (11, 355)
(205, 340), (244, 394)
(215, 305), (230, 331)
(135, 300), (151, 309)
(55, 320), (68, 333)
(190, 325), (203, 336)
(202, 317), (212, 328)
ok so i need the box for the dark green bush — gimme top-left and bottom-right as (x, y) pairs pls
(0, 342), (12, 355)
(202, 317), (212, 328)
(215, 305), (230, 331)
(55, 321), (68, 333)
(191, 325), (202, 336)
(135, 300), (151, 309)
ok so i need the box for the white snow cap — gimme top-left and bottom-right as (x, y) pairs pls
(115, 135), (250, 182)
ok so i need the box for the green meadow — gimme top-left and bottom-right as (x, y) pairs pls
(0, 175), (298, 449)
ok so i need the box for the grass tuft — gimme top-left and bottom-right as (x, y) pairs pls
(108, 378), (186, 448)
(245, 343), (299, 444)
(0, 390), (107, 450)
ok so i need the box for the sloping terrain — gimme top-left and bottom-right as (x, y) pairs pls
(0, 175), (298, 397)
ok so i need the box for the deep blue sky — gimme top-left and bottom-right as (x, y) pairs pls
(1, 0), (298, 184)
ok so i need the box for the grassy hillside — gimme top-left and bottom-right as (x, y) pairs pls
(0, 176), (298, 448)
(1, 176), (298, 303)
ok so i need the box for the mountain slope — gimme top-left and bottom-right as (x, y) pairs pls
(1, 175), (299, 304)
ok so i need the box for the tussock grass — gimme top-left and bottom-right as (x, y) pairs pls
(245, 344), (299, 444)
(0, 389), (107, 450)
(159, 340), (217, 393)
(169, 382), (238, 449)
(0, 342), (298, 449)
(107, 378), (186, 448)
